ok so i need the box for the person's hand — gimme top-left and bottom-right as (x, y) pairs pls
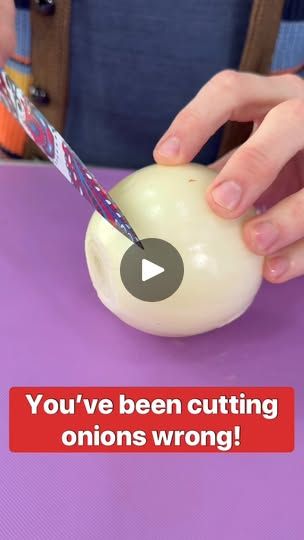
(154, 70), (304, 284)
(0, 0), (16, 67)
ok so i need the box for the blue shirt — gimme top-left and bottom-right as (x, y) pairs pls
(64, 1), (304, 169)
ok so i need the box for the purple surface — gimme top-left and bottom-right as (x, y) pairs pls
(0, 163), (303, 540)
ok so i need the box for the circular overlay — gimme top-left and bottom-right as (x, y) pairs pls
(120, 238), (184, 302)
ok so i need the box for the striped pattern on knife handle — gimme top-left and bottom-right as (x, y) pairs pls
(0, 70), (140, 245)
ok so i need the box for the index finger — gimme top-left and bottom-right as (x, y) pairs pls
(153, 70), (303, 164)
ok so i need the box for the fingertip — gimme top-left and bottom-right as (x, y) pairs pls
(263, 269), (286, 284)
(153, 147), (177, 165)
(153, 135), (183, 165)
(263, 268), (279, 283)
(263, 255), (289, 283)
(205, 184), (244, 220)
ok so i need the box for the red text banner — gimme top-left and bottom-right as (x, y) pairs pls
(10, 387), (294, 453)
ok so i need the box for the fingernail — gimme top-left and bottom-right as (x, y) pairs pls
(251, 221), (279, 252)
(211, 181), (242, 211)
(156, 136), (180, 158)
(267, 256), (289, 278)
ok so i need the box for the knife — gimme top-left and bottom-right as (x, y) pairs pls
(0, 70), (141, 245)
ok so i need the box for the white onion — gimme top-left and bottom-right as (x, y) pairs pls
(85, 163), (263, 337)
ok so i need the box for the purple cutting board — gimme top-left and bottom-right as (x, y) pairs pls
(0, 163), (303, 540)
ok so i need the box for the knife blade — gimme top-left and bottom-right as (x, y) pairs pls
(0, 70), (141, 245)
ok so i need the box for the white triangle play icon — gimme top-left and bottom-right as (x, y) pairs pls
(141, 258), (165, 282)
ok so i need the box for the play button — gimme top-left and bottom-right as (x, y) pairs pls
(142, 259), (164, 282)
(120, 238), (184, 302)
